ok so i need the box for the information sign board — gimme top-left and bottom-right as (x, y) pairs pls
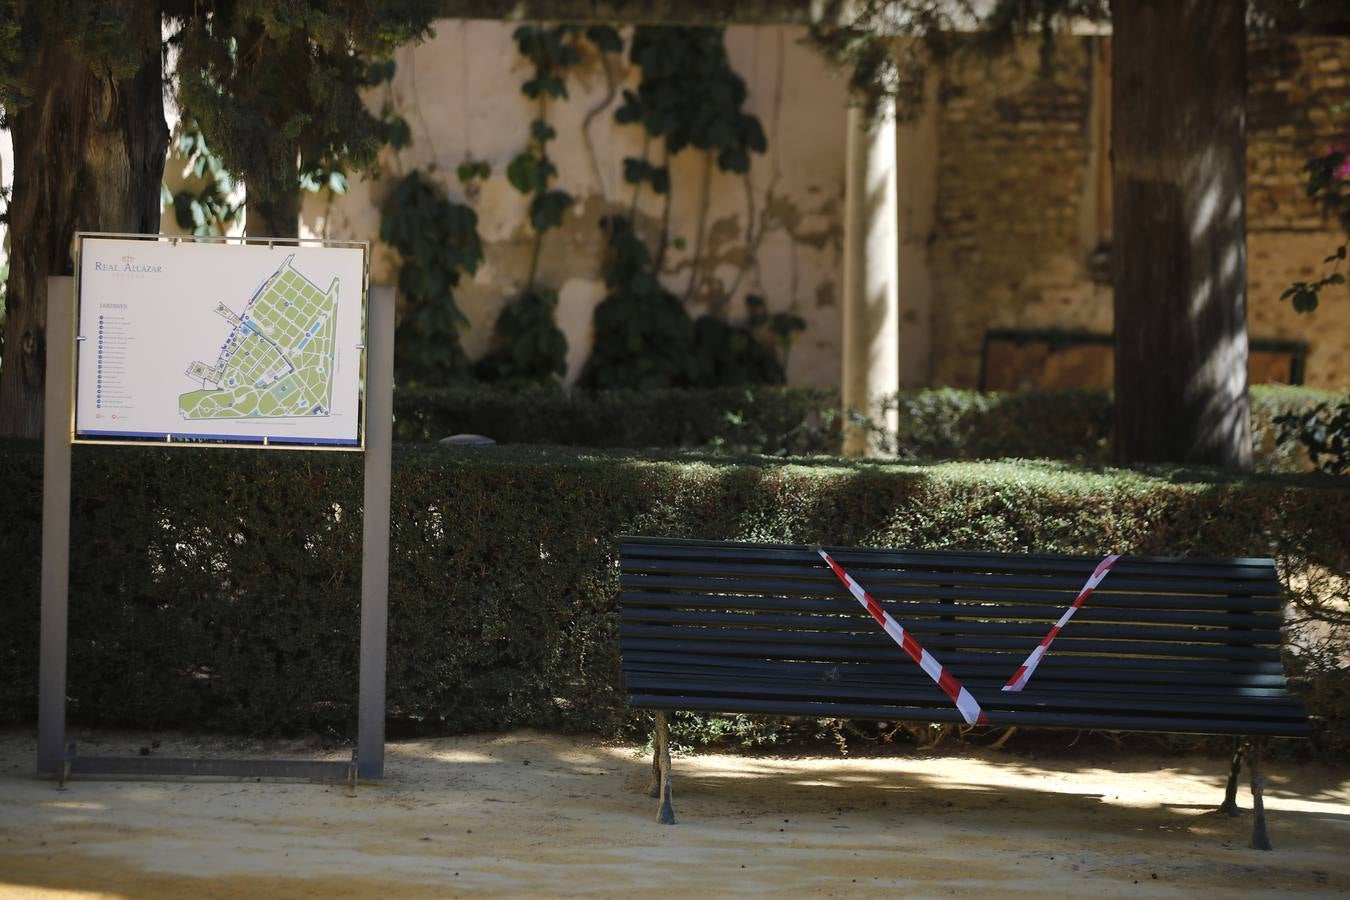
(74, 235), (367, 448)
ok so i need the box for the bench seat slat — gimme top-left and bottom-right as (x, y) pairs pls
(623, 674), (1308, 721)
(628, 693), (1313, 737)
(626, 655), (1290, 690)
(626, 665), (1296, 700)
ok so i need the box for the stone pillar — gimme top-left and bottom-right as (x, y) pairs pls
(896, 72), (939, 390)
(842, 100), (900, 457)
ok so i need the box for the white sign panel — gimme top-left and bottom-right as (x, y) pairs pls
(75, 236), (367, 448)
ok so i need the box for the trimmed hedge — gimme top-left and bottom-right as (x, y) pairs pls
(392, 384), (1342, 473)
(392, 385), (839, 453)
(0, 441), (1346, 751)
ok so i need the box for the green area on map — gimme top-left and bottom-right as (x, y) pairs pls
(179, 255), (339, 421)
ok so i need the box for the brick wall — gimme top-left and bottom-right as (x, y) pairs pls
(929, 35), (1350, 392)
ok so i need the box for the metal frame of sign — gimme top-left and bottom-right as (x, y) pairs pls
(38, 234), (394, 786)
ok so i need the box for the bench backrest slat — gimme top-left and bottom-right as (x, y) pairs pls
(621, 591), (1280, 627)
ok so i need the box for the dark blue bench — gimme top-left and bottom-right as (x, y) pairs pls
(619, 537), (1311, 849)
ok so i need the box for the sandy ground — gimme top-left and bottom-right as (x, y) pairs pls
(0, 728), (1346, 899)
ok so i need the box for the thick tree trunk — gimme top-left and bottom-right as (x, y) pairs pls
(1111, 0), (1252, 470)
(0, 6), (168, 438)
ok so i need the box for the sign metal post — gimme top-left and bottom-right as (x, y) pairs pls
(37, 249), (393, 783)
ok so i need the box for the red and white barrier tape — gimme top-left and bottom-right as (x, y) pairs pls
(1001, 554), (1120, 693)
(816, 548), (988, 726)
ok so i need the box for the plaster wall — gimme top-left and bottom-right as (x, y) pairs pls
(305, 22), (848, 388)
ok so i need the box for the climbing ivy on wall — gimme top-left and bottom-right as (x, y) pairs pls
(478, 24), (623, 386)
(381, 169), (486, 386)
(580, 26), (796, 391)
(618, 27), (768, 179)
(373, 23), (798, 391)
(579, 215), (695, 389)
(474, 288), (570, 385)
(507, 25), (579, 288)
(579, 215), (803, 391)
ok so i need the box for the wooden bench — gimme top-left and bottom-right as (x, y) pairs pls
(618, 537), (1312, 849)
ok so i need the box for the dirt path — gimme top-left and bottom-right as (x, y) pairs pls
(0, 728), (1346, 898)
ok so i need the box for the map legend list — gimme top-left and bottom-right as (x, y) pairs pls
(93, 314), (134, 411)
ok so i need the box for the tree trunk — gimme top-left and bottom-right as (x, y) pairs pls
(1111, 0), (1251, 470)
(0, 6), (168, 438)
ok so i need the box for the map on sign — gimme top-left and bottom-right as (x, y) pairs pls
(179, 256), (338, 422)
(74, 236), (366, 448)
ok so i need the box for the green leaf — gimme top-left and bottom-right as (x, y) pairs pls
(365, 59), (397, 86)
(1292, 288), (1319, 314)
(384, 115), (412, 150)
(543, 76), (568, 99)
(622, 158), (669, 194)
(717, 146), (750, 174)
(742, 116), (768, 154)
(530, 119), (557, 145)
(586, 25), (623, 54)
(530, 190), (573, 232)
(172, 191), (198, 231)
(507, 153), (539, 195)
(615, 91), (643, 125)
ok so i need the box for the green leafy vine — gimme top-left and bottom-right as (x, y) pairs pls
(581, 27), (794, 390)
(1282, 138), (1349, 314)
(479, 25), (622, 386)
(381, 169), (486, 386)
(579, 216), (800, 391)
(1277, 107), (1350, 477)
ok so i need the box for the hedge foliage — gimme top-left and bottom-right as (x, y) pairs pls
(392, 384), (839, 453)
(1, 441), (1346, 752)
(393, 384), (1342, 473)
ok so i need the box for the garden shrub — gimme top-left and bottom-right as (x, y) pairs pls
(392, 384), (1340, 474)
(393, 384), (840, 454)
(0, 441), (1345, 755)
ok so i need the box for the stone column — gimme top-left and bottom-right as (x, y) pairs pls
(896, 72), (939, 390)
(842, 100), (900, 457)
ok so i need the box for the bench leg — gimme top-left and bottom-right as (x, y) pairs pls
(654, 710), (676, 825)
(1218, 736), (1244, 817)
(647, 730), (661, 798)
(1247, 737), (1272, 851)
